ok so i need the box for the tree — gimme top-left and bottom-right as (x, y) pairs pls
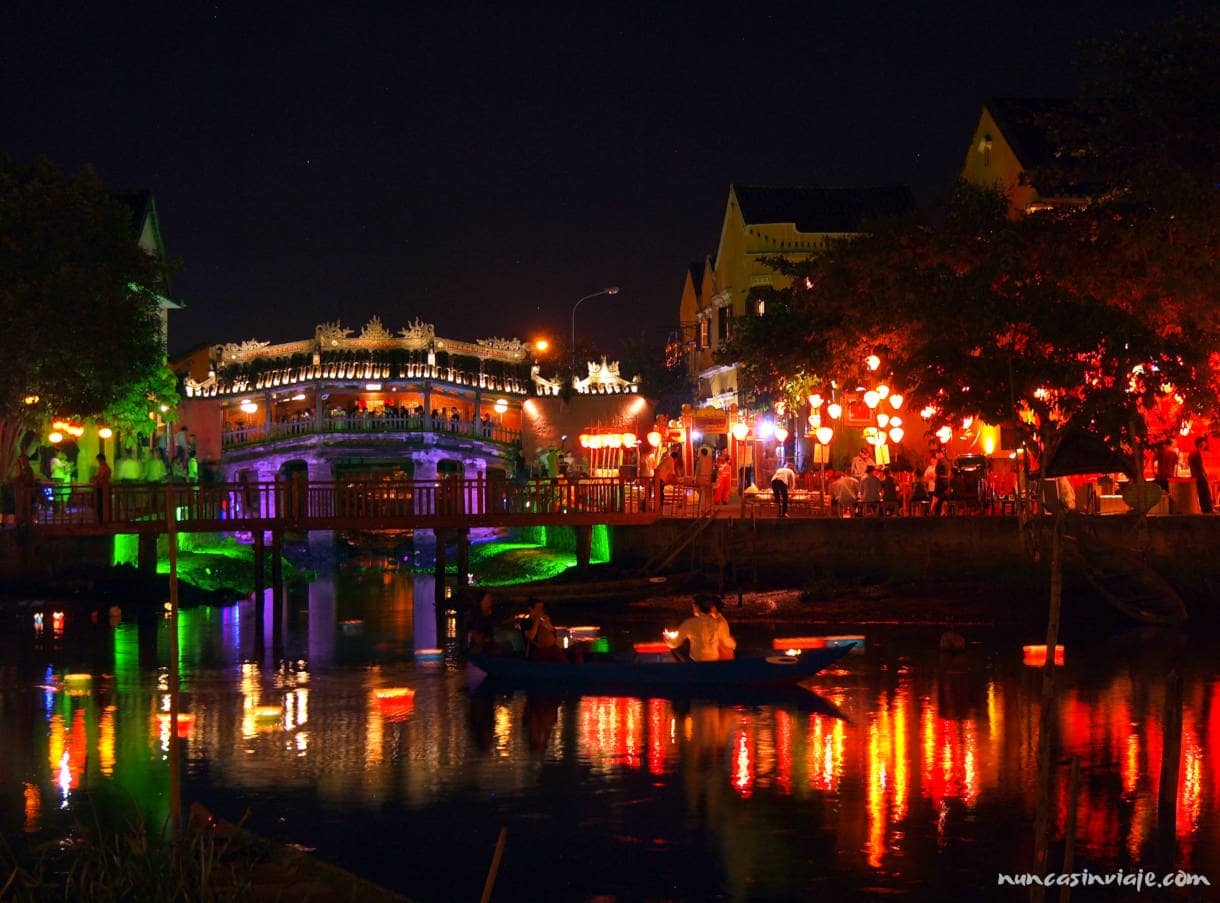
(0, 158), (172, 480)
(101, 364), (182, 440)
(620, 329), (691, 415)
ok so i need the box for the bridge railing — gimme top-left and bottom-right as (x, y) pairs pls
(223, 417), (521, 448)
(15, 476), (647, 529)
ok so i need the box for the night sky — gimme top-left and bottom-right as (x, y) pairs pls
(3, 1), (1171, 359)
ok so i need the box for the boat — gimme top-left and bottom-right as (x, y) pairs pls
(467, 643), (854, 691)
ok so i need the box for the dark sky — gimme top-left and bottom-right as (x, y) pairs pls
(3, 1), (1169, 359)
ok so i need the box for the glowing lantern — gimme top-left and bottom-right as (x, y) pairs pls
(863, 427), (879, 444)
(48, 431), (63, 444)
(240, 400), (258, 414)
(863, 391), (880, 410)
(494, 398), (508, 414)
(889, 393), (904, 411)
(647, 430), (662, 448)
(729, 421), (748, 441)
(888, 427), (905, 443)
(1023, 645), (1065, 667)
(98, 427), (113, 439)
(920, 405), (936, 420)
(876, 384), (890, 399)
(24, 395), (39, 405)
(607, 434), (622, 449)
(935, 426), (952, 443)
(877, 413), (890, 428)
(815, 426), (834, 445)
(866, 354), (881, 371)
(1179, 421), (1192, 437)
(774, 426), (788, 443)
(983, 435), (995, 455)
(757, 420), (774, 440)
(827, 403), (842, 420)
(622, 433), (637, 448)
(590, 435), (603, 449)
(961, 416), (974, 430)
(890, 416), (902, 427)
(808, 394), (822, 409)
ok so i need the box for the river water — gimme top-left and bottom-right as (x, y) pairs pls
(1, 567), (1218, 901)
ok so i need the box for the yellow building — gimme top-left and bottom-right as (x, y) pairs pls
(682, 183), (914, 410)
(961, 98), (1094, 216)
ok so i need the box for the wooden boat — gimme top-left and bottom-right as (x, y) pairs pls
(467, 643), (854, 690)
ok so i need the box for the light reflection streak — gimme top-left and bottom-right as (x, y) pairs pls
(775, 709), (792, 795)
(732, 729), (754, 797)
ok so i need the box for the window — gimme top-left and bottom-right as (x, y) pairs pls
(718, 306), (731, 342)
(755, 298), (766, 316)
(699, 318), (710, 348)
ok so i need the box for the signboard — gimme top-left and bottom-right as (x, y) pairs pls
(687, 408), (730, 433)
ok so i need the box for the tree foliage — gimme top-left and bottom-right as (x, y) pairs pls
(0, 158), (172, 477)
(721, 12), (1220, 461)
(101, 364), (182, 437)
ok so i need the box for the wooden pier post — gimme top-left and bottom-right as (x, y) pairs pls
(138, 532), (157, 576)
(271, 529), (283, 590)
(457, 528), (470, 588)
(434, 526), (448, 609)
(575, 524), (592, 573)
(253, 529), (266, 601)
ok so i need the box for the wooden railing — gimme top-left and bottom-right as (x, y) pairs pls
(14, 476), (652, 534)
(222, 416), (521, 448)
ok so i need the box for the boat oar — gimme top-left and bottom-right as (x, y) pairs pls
(481, 825), (508, 903)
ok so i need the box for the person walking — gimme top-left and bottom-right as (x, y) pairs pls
(771, 461), (796, 517)
(712, 450), (734, 505)
(653, 447), (675, 513)
(1188, 436), (1213, 513)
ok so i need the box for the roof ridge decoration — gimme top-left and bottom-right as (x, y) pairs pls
(476, 337), (527, 355)
(214, 339), (272, 362)
(316, 321), (354, 348)
(399, 318), (436, 349)
(360, 315), (394, 342)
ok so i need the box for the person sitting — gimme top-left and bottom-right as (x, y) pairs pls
(466, 591), (500, 654)
(523, 598), (566, 662)
(665, 594), (736, 662)
(709, 597), (735, 660)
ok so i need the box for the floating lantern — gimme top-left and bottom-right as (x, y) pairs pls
(827, 403), (842, 420)
(1023, 645), (1065, 667)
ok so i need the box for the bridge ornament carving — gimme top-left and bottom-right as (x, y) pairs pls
(399, 318), (436, 349)
(214, 339), (272, 362)
(315, 321), (354, 348)
(476, 336), (527, 357)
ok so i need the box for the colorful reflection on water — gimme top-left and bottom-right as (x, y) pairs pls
(2, 571), (1219, 900)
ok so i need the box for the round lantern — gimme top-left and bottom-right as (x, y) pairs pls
(647, 430), (662, 448)
(774, 426), (789, 443)
(815, 427), (834, 445)
(731, 421), (749, 441)
(888, 427), (905, 443)
(827, 403), (842, 420)
(889, 393), (904, 411)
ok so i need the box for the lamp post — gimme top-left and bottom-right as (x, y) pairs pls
(570, 287), (621, 371)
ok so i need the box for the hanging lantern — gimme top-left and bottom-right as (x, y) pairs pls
(815, 426), (834, 445)
(920, 405), (936, 420)
(877, 413), (890, 428)
(757, 420), (774, 439)
(608, 435), (622, 449)
(827, 403), (842, 420)
(936, 426), (952, 443)
(98, 427), (113, 439)
(647, 430), (662, 448)
(774, 426), (789, 443)
(731, 421), (749, 441)
(890, 416), (902, 427)
(579, 434), (590, 448)
(863, 391), (880, 410)
(866, 354), (881, 371)
(48, 431), (63, 444)
(240, 400), (258, 414)
(889, 393), (903, 411)
(808, 394), (822, 409)
(888, 426), (905, 443)
(622, 433), (637, 448)
(876, 384), (890, 399)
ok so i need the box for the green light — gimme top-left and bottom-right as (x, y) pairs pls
(113, 533), (139, 566)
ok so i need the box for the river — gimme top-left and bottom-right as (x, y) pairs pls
(1, 565), (1217, 900)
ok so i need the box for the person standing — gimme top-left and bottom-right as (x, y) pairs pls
(931, 451), (951, 516)
(860, 465), (883, 516)
(1155, 438), (1179, 491)
(712, 450), (733, 505)
(694, 446), (715, 512)
(1188, 436), (1213, 513)
(92, 453), (111, 523)
(653, 447), (675, 513)
(771, 461), (796, 517)
(851, 447), (871, 482)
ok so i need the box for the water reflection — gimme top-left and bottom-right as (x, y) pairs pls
(2, 574), (1219, 899)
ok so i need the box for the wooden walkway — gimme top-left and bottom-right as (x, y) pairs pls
(14, 476), (658, 537)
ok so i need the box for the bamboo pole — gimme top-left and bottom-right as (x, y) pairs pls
(480, 826), (508, 903)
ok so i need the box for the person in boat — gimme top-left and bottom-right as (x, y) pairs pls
(523, 598), (566, 662)
(666, 595), (736, 663)
(709, 597), (735, 660)
(466, 591), (500, 654)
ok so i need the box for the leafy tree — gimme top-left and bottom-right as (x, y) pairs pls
(620, 329), (691, 415)
(101, 364), (181, 440)
(0, 158), (172, 480)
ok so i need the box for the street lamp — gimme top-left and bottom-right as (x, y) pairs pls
(570, 287), (621, 370)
